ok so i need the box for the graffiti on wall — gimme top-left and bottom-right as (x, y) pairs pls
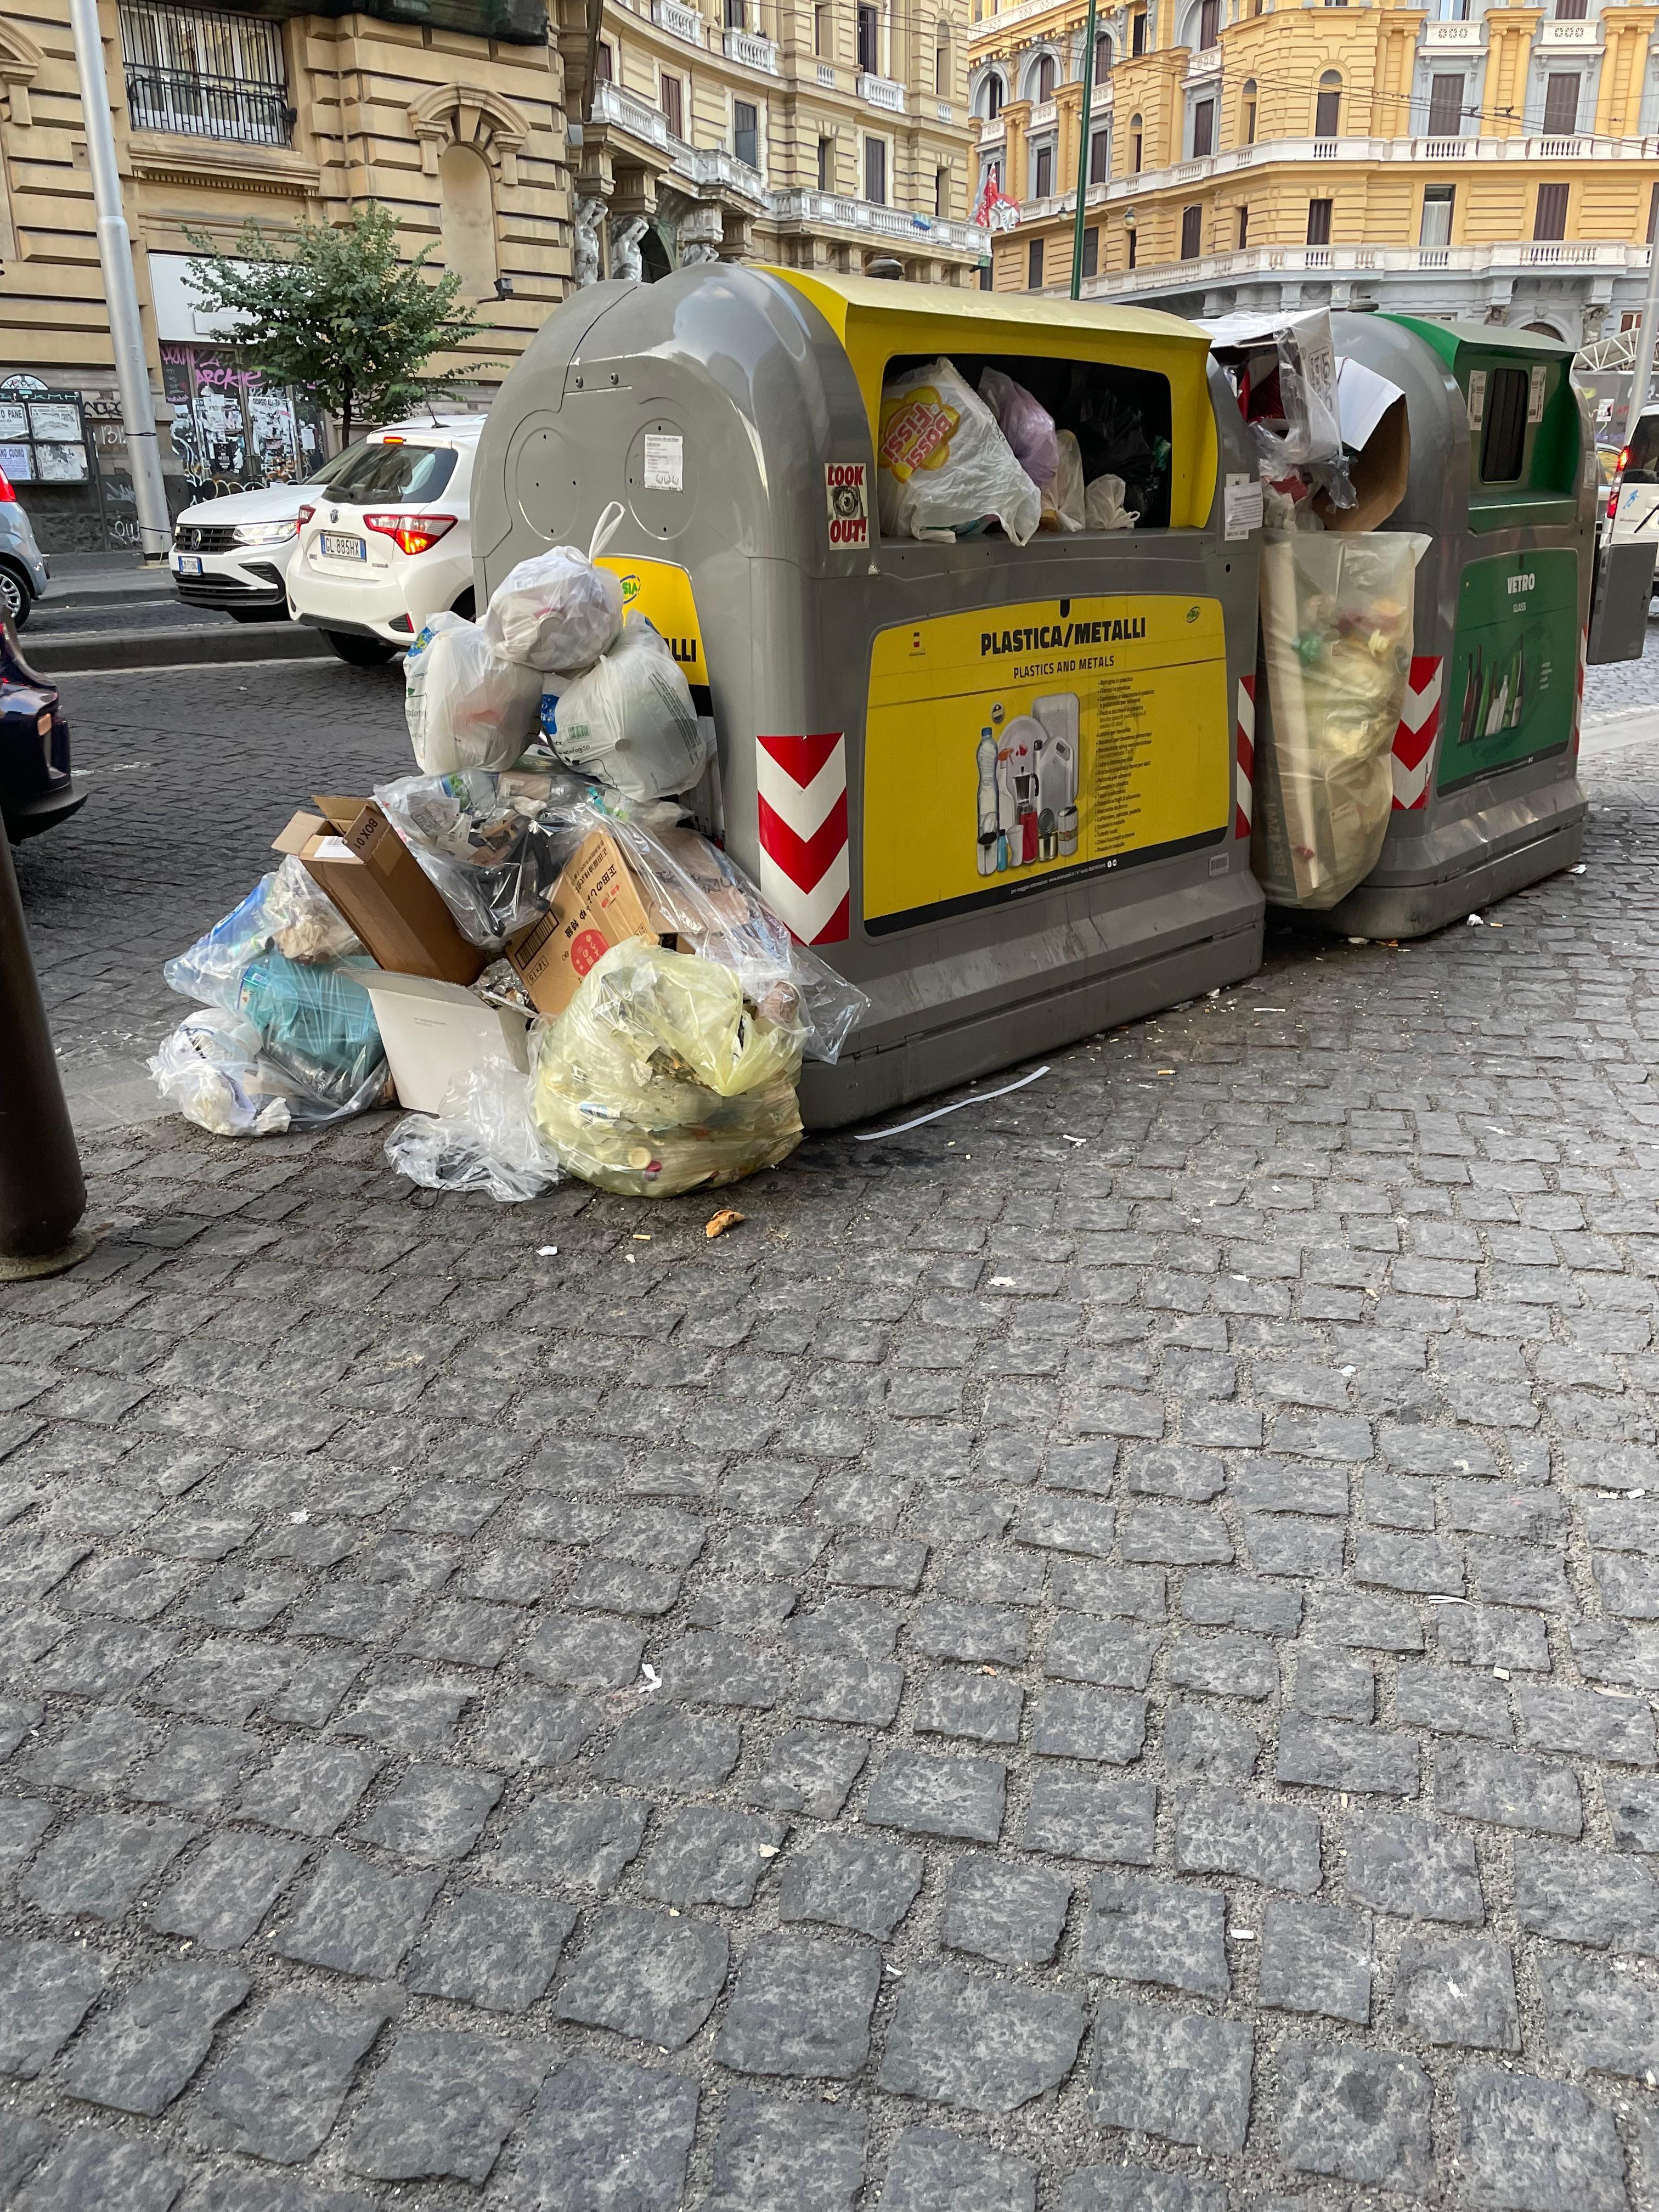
(161, 345), (325, 500)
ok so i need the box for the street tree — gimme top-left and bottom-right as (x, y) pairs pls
(182, 204), (491, 450)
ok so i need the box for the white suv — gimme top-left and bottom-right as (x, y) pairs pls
(1610, 404), (1659, 595)
(171, 453), (360, 623)
(286, 417), (483, 665)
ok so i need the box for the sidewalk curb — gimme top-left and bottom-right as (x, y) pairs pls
(29, 626), (332, 676)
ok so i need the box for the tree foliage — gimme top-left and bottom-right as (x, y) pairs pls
(183, 204), (491, 448)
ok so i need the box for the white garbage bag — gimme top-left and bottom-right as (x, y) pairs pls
(1042, 431), (1086, 534)
(385, 1062), (561, 1204)
(1084, 473), (1139, 532)
(404, 612), (544, 777)
(547, 616), (710, 803)
(878, 358), (1042, 546)
(149, 1009), (293, 1138)
(482, 502), (627, 675)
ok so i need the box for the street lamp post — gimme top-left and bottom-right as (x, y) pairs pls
(66, 0), (172, 563)
(1070, 0), (1099, 300)
(1629, 227), (1659, 435)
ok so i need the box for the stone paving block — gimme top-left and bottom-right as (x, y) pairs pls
(1289, 1649), (1375, 1720)
(1043, 1615), (1158, 1691)
(797, 1652), (905, 1726)
(864, 1747), (1007, 1844)
(332, 1669), (474, 1754)
(8, 2132), (183, 2212)
(879, 1966), (1086, 2115)
(707, 2086), (867, 2212)
(522, 1611), (645, 1690)
(1277, 1713), (1419, 1796)
(553, 1902), (729, 2048)
(743, 1725), (869, 1819)
(1164, 1705), (1260, 1783)
(1392, 1934), (1521, 2050)
(1088, 1996), (1251, 2152)
(126, 1723), (257, 1816)
(348, 1763), (503, 1861)
(1538, 1948), (1659, 2078)
(779, 1831), (923, 1939)
(881, 2129), (1037, 2212)
(1605, 1773), (1659, 1853)
(1452, 2068), (1629, 2212)
(18, 1703), (155, 1791)
(1015, 1494), (1116, 1559)
(144, 1639), (290, 1724)
(1436, 1602), (1551, 1673)
(941, 1854), (1073, 1968)
(716, 1928), (880, 2078)
(235, 1743), (382, 1837)
(1121, 1505), (1234, 1566)
(1052, 2168), (1227, 2212)
(0, 1936), (107, 2078)
(150, 1829), (309, 1950)
(1080, 1873), (1228, 1997)
(1514, 1838), (1659, 1954)
(592, 1706), (742, 1793)
(1345, 1814), (1485, 1925)
(1276, 2042), (1432, 2190)
(508, 2056), (698, 2212)
(915, 1667), (1025, 1746)
(1167, 1630), (1278, 1701)
(1024, 1772), (1156, 1864)
(0, 2115), (53, 2208)
(1051, 1562), (1167, 1622)
(1259, 1898), (1372, 2025)
(19, 1808), (193, 1922)
(1518, 1684), (1658, 1768)
(472, 1686), (598, 1772)
(659, 1630), (789, 1710)
(909, 1601), (1031, 1667)
(63, 1959), (250, 2115)
(1393, 1665), (1514, 1742)
(1031, 1684), (1147, 1764)
(635, 1805), (786, 1910)
(408, 1887), (578, 2012)
(1437, 1743), (1583, 1836)
(195, 1989), (390, 2164)
(487, 1792), (647, 1894)
(0, 1797), (53, 1875)
(338, 2026), (544, 2185)
(1173, 1789), (1321, 1894)
(270, 1846), (441, 1979)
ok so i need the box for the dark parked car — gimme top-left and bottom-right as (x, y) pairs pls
(1, 621), (83, 839)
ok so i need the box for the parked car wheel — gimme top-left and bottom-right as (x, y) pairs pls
(0, 563), (34, 630)
(323, 630), (398, 666)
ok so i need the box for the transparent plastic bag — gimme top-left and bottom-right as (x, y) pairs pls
(375, 768), (592, 950)
(238, 952), (389, 1114)
(878, 358), (1042, 547)
(979, 368), (1059, 490)
(149, 1008), (294, 1137)
(1041, 431), (1085, 534)
(1083, 474), (1138, 532)
(164, 876), (276, 1013)
(566, 801), (868, 1063)
(1253, 529), (1431, 909)
(264, 854), (363, 964)
(533, 940), (804, 1199)
(548, 616), (710, 803)
(403, 611), (545, 777)
(385, 1062), (561, 1203)
(482, 503), (626, 675)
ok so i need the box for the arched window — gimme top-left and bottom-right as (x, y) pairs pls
(1093, 29), (1112, 78)
(1241, 75), (1257, 142)
(1035, 51), (1057, 101)
(438, 143), (497, 299)
(978, 71), (1004, 119)
(1314, 69), (1341, 137)
(935, 22), (950, 98)
(1131, 110), (1143, 169)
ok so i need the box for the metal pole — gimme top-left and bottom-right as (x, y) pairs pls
(0, 804), (91, 1280)
(1629, 227), (1659, 436)
(1070, 0), (1099, 301)
(66, 0), (172, 564)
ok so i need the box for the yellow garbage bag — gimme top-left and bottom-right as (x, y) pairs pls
(533, 939), (804, 1198)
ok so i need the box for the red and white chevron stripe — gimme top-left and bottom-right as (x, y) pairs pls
(755, 731), (850, 945)
(1235, 674), (1255, 840)
(1390, 654), (1443, 811)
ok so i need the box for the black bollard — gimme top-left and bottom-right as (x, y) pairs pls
(0, 811), (92, 1280)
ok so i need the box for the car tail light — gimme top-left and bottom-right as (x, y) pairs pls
(0, 471), (14, 504)
(363, 512), (457, 556)
(297, 504), (314, 526)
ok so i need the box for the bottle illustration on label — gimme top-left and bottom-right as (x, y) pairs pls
(970, 693), (1084, 879)
(975, 726), (999, 876)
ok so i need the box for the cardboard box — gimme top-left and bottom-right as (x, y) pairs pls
(1316, 359), (1412, 534)
(506, 827), (677, 1018)
(274, 797), (484, 986)
(360, 970), (532, 1114)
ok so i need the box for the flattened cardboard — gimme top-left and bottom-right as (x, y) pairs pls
(361, 970), (532, 1114)
(1317, 387), (1412, 534)
(506, 827), (676, 1018)
(273, 796), (483, 986)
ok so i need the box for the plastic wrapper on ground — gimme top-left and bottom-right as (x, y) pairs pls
(1253, 528), (1431, 909)
(404, 612), (545, 777)
(149, 1009), (295, 1137)
(482, 504), (626, 674)
(568, 801), (868, 1063)
(238, 951), (390, 1115)
(547, 617), (710, 803)
(877, 358), (1042, 547)
(533, 939), (804, 1198)
(375, 768), (593, 950)
(385, 1062), (561, 1203)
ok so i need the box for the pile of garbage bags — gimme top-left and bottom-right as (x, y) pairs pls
(152, 857), (391, 1135)
(877, 358), (1150, 545)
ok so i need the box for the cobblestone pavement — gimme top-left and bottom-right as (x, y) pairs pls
(1582, 608), (1659, 724)
(7, 713), (1659, 2204)
(26, 599), (237, 644)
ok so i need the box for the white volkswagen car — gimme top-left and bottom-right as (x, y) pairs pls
(286, 418), (483, 665)
(171, 465), (340, 623)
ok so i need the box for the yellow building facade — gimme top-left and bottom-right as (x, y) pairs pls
(968, 0), (1659, 345)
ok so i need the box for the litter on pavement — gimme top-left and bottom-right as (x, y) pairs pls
(149, 522), (870, 1204)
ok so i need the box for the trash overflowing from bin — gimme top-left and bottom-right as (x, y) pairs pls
(149, 519), (870, 1203)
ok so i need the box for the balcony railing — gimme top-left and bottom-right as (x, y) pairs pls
(653, 0), (706, 43)
(590, 77), (674, 151)
(771, 188), (987, 253)
(724, 26), (780, 69)
(858, 71), (907, 111)
(1069, 238), (1652, 300)
(118, 0), (291, 146)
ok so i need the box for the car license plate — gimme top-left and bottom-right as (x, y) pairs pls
(176, 555), (204, 576)
(323, 533), (366, 561)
